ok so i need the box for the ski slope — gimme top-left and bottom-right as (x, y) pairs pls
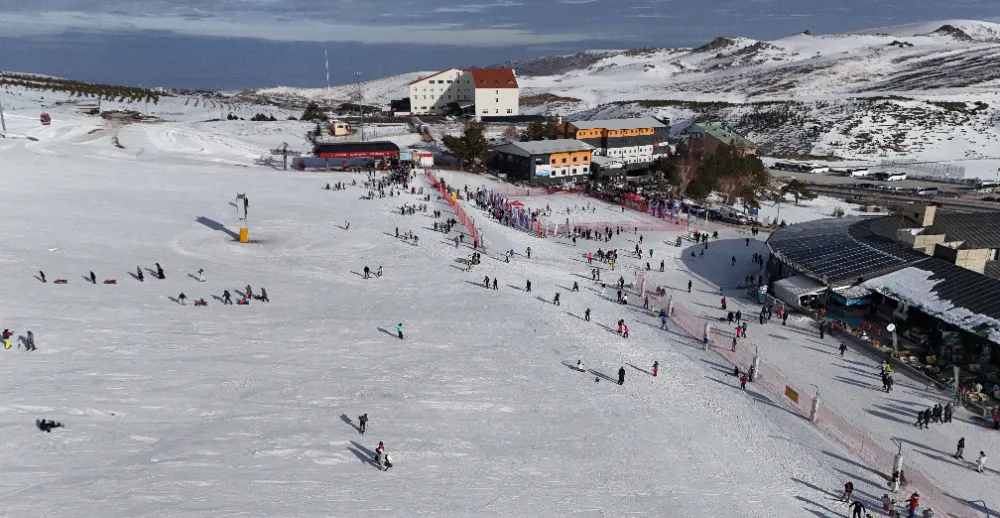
(0, 94), (986, 516)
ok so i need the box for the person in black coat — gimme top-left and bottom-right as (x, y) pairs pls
(36, 419), (63, 433)
(618, 367), (626, 385)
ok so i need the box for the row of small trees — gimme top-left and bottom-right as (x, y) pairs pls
(0, 73), (162, 104)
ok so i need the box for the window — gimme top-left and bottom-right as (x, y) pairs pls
(448, 95), (451, 99)
(572, 156), (577, 162)
(506, 109), (513, 114)
(447, 80), (453, 83)
(495, 90), (499, 94)
(495, 98), (499, 103)
(482, 109), (488, 114)
(535, 158), (542, 165)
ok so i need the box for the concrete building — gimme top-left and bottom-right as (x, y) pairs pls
(492, 140), (594, 186)
(556, 117), (669, 175)
(869, 204), (1000, 278)
(687, 122), (756, 157)
(407, 68), (519, 120)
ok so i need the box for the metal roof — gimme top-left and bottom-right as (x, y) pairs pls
(495, 140), (594, 157)
(693, 122), (753, 148)
(924, 213), (1000, 249)
(568, 117), (667, 131)
(766, 216), (921, 285)
(769, 216), (1000, 343)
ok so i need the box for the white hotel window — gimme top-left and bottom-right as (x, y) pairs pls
(507, 109), (513, 114)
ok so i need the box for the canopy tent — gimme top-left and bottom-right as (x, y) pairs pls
(772, 275), (825, 309)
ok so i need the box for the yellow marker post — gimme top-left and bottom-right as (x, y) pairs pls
(239, 227), (249, 243)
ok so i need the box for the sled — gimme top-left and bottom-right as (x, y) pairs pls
(54, 279), (68, 284)
(103, 279), (117, 284)
(194, 300), (208, 307)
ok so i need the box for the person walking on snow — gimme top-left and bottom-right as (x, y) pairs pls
(198, 269), (205, 282)
(573, 281), (579, 292)
(643, 296), (649, 310)
(687, 279), (692, 293)
(955, 437), (965, 459)
(553, 293), (561, 306)
(259, 288), (269, 302)
(622, 324), (629, 338)
(526, 280), (532, 292)
(377, 266), (382, 277)
(527, 247), (531, 259)
(740, 374), (749, 390)
(484, 276), (490, 288)
(358, 413), (368, 435)
(136, 266), (144, 282)
(493, 278), (498, 290)
(849, 501), (865, 518)
(89, 271), (97, 284)
(396, 323), (403, 340)
(652, 361), (659, 377)
(977, 451), (987, 473)
(24, 330), (36, 351)
(732, 255), (736, 266)
(732, 336), (738, 352)
(155, 263), (164, 279)
(721, 297), (727, 310)
(39, 270), (46, 283)
(839, 342), (848, 356)
(842, 482), (854, 502)
(585, 308), (591, 322)
(618, 366), (626, 385)
(661, 314), (669, 331)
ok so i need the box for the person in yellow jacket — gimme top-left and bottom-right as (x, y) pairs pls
(2, 329), (13, 350)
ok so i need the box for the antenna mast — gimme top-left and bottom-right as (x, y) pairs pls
(324, 48), (330, 95)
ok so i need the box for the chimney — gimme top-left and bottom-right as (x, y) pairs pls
(912, 203), (936, 227)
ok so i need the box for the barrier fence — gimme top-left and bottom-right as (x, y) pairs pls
(634, 272), (971, 517)
(427, 171), (481, 247)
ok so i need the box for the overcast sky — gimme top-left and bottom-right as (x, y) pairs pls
(0, 0), (997, 89)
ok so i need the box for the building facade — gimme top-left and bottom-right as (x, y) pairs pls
(408, 68), (519, 120)
(492, 141), (594, 186)
(555, 117), (669, 174)
(687, 122), (757, 157)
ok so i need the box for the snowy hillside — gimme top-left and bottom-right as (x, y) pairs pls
(2, 81), (998, 516)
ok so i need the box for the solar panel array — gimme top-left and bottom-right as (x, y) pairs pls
(767, 217), (916, 284)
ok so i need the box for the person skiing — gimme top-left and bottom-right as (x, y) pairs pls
(849, 501), (865, 518)
(24, 330), (36, 351)
(155, 263), (164, 279)
(396, 323), (403, 340)
(842, 481), (854, 502)
(364, 266), (370, 279)
(584, 308), (591, 322)
(652, 361), (659, 377)
(259, 288), (269, 303)
(839, 342), (848, 356)
(358, 413), (368, 435)
(198, 269), (205, 282)
(39, 270), (46, 283)
(576, 360), (585, 371)
(89, 271), (97, 284)
(977, 451), (987, 473)
(618, 366), (625, 385)
(136, 266), (144, 282)
(526, 280), (531, 293)
(955, 437), (965, 459)
(178, 293), (187, 305)
(553, 293), (561, 306)
(223, 290), (233, 305)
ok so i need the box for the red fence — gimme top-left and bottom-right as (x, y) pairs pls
(635, 272), (972, 517)
(427, 171), (481, 247)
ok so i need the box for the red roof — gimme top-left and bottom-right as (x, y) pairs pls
(470, 68), (518, 89)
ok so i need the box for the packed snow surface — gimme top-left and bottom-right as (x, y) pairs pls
(0, 90), (993, 516)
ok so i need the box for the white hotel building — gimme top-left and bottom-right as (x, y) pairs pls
(408, 68), (519, 120)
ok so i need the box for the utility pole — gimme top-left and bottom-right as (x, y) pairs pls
(0, 99), (7, 138)
(325, 48), (330, 95)
(356, 72), (365, 142)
